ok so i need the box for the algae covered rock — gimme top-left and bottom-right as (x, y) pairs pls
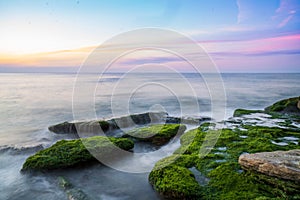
(150, 122), (300, 199)
(232, 97), (300, 118)
(233, 109), (264, 117)
(149, 165), (202, 200)
(238, 149), (300, 182)
(265, 96), (300, 115)
(21, 136), (134, 171)
(123, 124), (186, 146)
(48, 112), (168, 134)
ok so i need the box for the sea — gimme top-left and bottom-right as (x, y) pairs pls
(0, 72), (299, 200)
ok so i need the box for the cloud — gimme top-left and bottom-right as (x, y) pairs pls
(277, 15), (294, 28)
(273, 0), (299, 28)
(119, 56), (181, 65)
(211, 49), (300, 57)
(236, 0), (250, 24)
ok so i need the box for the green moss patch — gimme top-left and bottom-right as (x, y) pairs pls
(149, 123), (300, 199)
(233, 109), (264, 117)
(149, 165), (202, 200)
(21, 136), (134, 171)
(123, 124), (186, 145)
(265, 97), (300, 114)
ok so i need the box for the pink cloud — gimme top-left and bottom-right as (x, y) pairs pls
(278, 14), (294, 28)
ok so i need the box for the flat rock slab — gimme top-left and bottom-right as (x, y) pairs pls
(239, 149), (300, 182)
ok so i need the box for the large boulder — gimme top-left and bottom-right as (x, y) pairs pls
(239, 149), (300, 182)
(21, 136), (134, 171)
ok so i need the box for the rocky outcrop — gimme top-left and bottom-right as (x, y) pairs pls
(48, 121), (110, 135)
(239, 149), (300, 182)
(123, 124), (186, 146)
(233, 96), (300, 118)
(21, 136), (134, 171)
(48, 112), (211, 135)
(265, 96), (300, 115)
(48, 112), (168, 134)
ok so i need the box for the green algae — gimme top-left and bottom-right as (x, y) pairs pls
(149, 123), (300, 199)
(21, 136), (134, 171)
(265, 97), (299, 113)
(233, 109), (264, 117)
(124, 124), (186, 145)
(149, 165), (202, 200)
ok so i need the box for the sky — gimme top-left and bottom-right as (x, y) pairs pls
(0, 0), (299, 73)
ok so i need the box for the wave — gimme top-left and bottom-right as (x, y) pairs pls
(0, 144), (44, 155)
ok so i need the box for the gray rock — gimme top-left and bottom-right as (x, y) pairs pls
(239, 149), (300, 182)
(48, 112), (212, 135)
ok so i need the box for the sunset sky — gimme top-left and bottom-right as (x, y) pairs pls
(0, 0), (299, 72)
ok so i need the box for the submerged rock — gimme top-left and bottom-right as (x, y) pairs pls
(238, 149), (300, 182)
(21, 136), (134, 171)
(123, 124), (186, 146)
(58, 176), (90, 200)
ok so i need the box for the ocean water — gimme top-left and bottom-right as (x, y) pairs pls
(0, 72), (299, 200)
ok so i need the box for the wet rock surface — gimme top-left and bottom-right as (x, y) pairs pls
(239, 149), (300, 182)
(48, 112), (211, 135)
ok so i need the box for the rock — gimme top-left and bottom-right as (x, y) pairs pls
(238, 149), (300, 182)
(21, 136), (134, 171)
(58, 176), (90, 200)
(48, 121), (110, 135)
(149, 165), (202, 200)
(48, 112), (211, 135)
(48, 112), (168, 134)
(233, 109), (264, 117)
(265, 96), (300, 115)
(123, 124), (186, 146)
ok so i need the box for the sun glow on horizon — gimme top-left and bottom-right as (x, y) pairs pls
(0, 0), (299, 72)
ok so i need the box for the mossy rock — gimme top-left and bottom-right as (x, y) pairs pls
(149, 165), (202, 200)
(150, 124), (300, 199)
(233, 109), (264, 117)
(21, 136), (134, 171)
(265, 97), (300, 114)
(123, 124), (186, 146)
